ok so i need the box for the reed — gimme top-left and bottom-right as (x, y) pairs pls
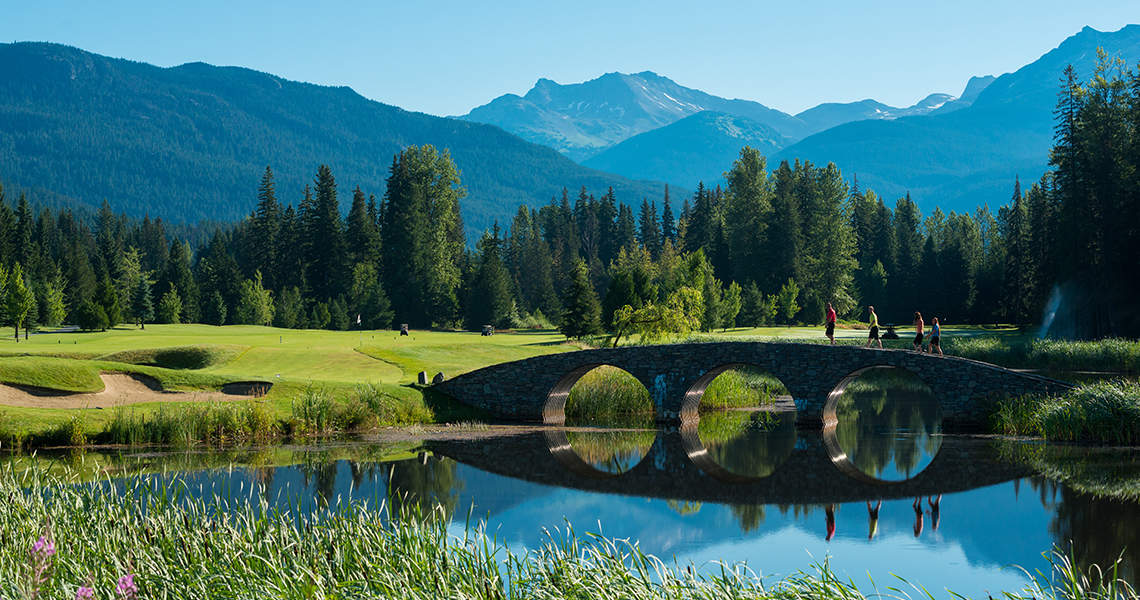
(105, 400), (278, 446)
(0, 466), (1134, 600)
(992, 380), (1140, 444)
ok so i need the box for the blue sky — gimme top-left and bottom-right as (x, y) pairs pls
(3, 1), (1136, 117)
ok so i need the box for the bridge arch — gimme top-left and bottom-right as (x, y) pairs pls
(544, 364), (654, 425)
(679, 362), (792, 420)
(543, 428), (657, 478)
(821, 365), (943, 482)
(821, 365), (936, 426)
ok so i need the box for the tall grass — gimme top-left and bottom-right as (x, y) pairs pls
(993, 380), (1140, 444)
(565, 366), (654, 427)
(949, 337), (1140, 373)
(290, 384), (434, 435)
(105, 400), (278, 445)
(0, 466), (1135, 599)
(700, 368), (787, 409)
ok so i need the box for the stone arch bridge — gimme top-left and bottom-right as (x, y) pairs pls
(433, 342), (1071, 429)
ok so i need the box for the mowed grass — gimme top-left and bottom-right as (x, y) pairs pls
(0, 324), (573, 445)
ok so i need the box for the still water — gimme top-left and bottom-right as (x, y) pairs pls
(27, 370), (1140, 597)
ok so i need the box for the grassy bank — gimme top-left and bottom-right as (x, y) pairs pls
(993, 380), (1140, 444)
(1, 467), (1133, 600)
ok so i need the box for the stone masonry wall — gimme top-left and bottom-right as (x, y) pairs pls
(433, 342), (1073, 430)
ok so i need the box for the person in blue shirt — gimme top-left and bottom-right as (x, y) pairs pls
(928, 317), (943, 355)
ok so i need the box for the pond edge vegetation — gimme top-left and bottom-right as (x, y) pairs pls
(1, 465), (1136, 600)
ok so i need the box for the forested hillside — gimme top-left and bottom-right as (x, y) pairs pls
(773, 25), (1140, 216)
(0, 42), (664, 233)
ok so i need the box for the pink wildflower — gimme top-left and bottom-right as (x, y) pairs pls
(115, 574), (138, 600)
(76, 587), (95, 600)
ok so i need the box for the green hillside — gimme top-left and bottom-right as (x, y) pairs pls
(0, 42), (664, 233)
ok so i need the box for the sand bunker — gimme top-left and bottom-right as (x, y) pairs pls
(0, 374), (270, 409)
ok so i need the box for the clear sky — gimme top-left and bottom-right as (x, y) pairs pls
(3, 1), (1136, 117)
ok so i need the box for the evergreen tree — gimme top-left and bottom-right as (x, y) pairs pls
(382, 146), (465, 328)
(131, 276), (154, 329)
(250, 166), (281, 288)
(724, 148), (772, 286)
(559, 259), (602, 339)
(273, 287), (304, 329)
(345, 186), (381, 266)
(464, 226), (514, 329)
(661, 186), (676, 245)
(156, 286), (183, 324)
(638, 199), (662, 258)
(304, 165), (346, 301)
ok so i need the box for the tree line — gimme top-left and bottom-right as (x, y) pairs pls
(0, 57), (1136, 339)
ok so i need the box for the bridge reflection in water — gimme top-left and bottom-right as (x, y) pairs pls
(428, 427), (1029, 506)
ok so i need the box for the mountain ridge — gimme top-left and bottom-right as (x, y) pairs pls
(0, 42), (667, 233)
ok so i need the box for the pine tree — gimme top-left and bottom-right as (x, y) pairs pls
(250, 166), (281, 288)
(304, 165), (346, 301)
(346, 186), (380, 266)
(131, 276), (154, 329)
(638, 199), (662, 258)
(660, 186), (676, 245)
(465, 226), (514, 329)
(724, 147), (772, 286)
(559, 259), (602, 339)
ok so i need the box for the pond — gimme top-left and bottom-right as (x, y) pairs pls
(14, 369), (1140, 597)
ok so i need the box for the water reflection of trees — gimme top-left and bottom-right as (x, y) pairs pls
(1052, 487), (1140, 584)
(565, 430), (656, 474)
(698, 410), (797, 479)
(1011, 445), (1140, 582)
(834, 369), (942, 480)
(387, 454), (461, 520)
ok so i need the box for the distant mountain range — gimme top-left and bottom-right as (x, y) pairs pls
(0, 43), (664, 233)
(459, 71), (810, 161)
(464, 25), (1139, 215)
(460, 71), (988, 164)
(581, 111), (789, 186)
(773, 25), (1140, 214)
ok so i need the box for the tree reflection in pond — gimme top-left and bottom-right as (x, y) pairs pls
(387, 454), (460, 520)
(564, 429), (657, 474)
(833, 367), (942, 481)
(697, 410), (798, 479)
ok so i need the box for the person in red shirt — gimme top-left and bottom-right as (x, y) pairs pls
(825, 302), (837, 345)
(825, 504), (837, 541)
